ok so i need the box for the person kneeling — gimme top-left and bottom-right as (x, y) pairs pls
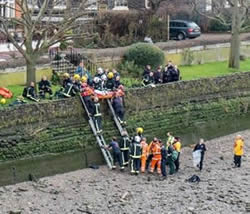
(38, 76), (53, 99)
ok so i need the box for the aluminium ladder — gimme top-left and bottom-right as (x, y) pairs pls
(79, 95), (113, 169)
(107, 99), (129, 137)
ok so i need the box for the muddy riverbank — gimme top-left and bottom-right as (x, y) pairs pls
(0, 130), (249, 214)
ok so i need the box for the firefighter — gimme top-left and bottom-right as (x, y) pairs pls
(130, 135), (142, 175)
(119, 130), (131, 166)
(80, 81), (94, 116)
(23, 81), (39, 102)
(38, 75), (53, 99)
(140, 137), (148, 173)
(114, 75), (121, 89)
(106, 72), (115, 90)
(173, 137), (182, 172)
(93, 96), (102, 133)
(62, 73), (72, 88)
(150, 138), (161, 175)
(143, 71), (155, 86)
(105, 137), (124, 170)
(93, 77), (102, 90)
(136, 127), (144, 140)
(112, 92), (125, 124)
(233, 135), (244, 168)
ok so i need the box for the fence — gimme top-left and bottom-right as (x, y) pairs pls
(50, 49), (97, 76)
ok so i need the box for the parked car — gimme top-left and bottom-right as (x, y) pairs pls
(169, 20), (201, 40)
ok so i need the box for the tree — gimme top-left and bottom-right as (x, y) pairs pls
(192, 0), (250, 69)
(0, 0), (92, 85)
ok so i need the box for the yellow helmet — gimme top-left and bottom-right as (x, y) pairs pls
(73, 74), (80, 81)
(0, 98), (6, 105)
(107, 72), (114, 79)
(81, 75), (88, 83)
(63, 73), (70, 78)
(136, 127), (143, 134)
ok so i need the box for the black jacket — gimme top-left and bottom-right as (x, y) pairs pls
(39, 80), (51, 91)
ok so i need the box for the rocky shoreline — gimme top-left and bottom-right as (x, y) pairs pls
(0, 130), (249, 214)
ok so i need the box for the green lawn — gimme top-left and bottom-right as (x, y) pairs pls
(180, 59), (250, 80)
(1, 59), (250, 107)
(0, 84), (61, 107)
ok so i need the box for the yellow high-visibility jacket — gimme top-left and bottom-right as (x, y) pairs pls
(234, 139), (244, 156)
(173, 141), (181, 153)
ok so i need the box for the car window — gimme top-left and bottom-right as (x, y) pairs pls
(170, 22), (176, 27)
(188, 22), (199, 28)
(175, 22), (187, 27)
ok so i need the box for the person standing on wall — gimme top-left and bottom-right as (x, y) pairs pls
(233, 135), (244, 168)
(193, 138), (207, 171)
(173, 137), (182, 172)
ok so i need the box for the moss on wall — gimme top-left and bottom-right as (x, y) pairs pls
(1, 72), (250, 162)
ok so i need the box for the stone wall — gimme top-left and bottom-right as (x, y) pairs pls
(1, 72), (250, 162)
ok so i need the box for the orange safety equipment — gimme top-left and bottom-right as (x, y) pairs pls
(81, 84), (94, 97)
(0, 87), (13, 99)
(150, 142), (161, 174)
(140, 140), (148, 173)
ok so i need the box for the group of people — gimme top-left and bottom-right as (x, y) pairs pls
(106, 129), (245, 178)
(142, 61), (180, 86)
(105, 128), (186, 178)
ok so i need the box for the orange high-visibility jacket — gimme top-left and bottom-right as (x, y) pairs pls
(147, 141), (156, 155)
(152, 142), (161, 158)
(141, 140), (148, 157)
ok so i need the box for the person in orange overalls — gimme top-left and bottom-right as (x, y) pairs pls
(146, 137), (157, 170)
(150, 138), (162, 174)
(140, 137), (148, 173)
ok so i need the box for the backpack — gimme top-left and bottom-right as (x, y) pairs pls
(171, 150), (178, 161)
(22, 87), (28, 97)
(186, 175), (200, 183)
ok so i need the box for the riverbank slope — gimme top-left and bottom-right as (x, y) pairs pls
(0, 130), (249, 214)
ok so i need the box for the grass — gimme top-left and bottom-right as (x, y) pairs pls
(180, 59), (250, 80)
(1, 59), (250, 107)
(0, 84), (61, 107)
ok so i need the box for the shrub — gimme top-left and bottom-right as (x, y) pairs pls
(123, 43), (165, 69)
(117, 61), (142, 78)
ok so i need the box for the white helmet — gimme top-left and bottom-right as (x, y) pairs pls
(134, 136), (141, 143)
(97, 67), (103, 75)
(93, 77), (100, 83)
(101, 74), (107, 81)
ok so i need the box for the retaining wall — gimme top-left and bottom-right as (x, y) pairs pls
(1, 72), (250, 162)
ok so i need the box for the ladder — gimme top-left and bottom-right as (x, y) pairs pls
(79, 95), (113, 169)
(107, 99), (128, 136)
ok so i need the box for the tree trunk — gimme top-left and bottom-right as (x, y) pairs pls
(26, 59), (37, 86)
(228, 0), (241, 69)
